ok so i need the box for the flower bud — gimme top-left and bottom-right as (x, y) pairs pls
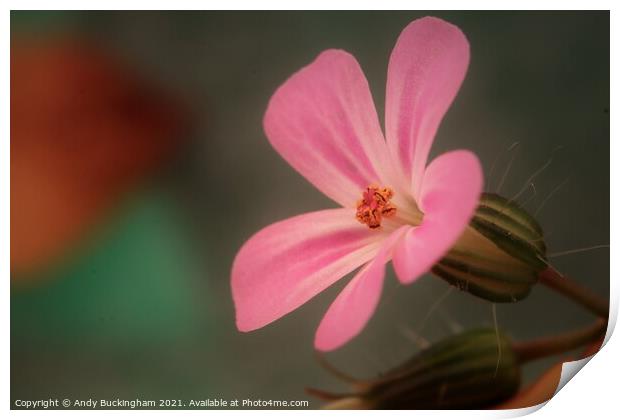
(434, 193), (548, 302)
(313, 328), (520, 409)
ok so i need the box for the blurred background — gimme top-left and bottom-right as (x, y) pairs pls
(11, 11), (609, 408)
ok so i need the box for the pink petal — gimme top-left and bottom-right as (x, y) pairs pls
(314, 226), (409, 351)
(385, 17), (470, 198)
(264, 50), (394, 208)
(393, 150), (483, 284)
(232, 208), (392, 332)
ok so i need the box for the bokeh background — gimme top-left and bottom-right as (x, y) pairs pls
(11, 11), (609, 408)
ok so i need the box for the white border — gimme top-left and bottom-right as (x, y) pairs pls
(0, 1), (616, 10)
(3, 2), (615, 419)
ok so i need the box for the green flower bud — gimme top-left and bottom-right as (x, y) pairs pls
(314, 329), (520, 409)
(434, 193), (548, 302)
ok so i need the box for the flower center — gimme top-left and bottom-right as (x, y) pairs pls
(355, 185), (397, 229)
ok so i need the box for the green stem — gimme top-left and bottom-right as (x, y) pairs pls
(512, 318), (606, 364)
(539, 267), (609, 318)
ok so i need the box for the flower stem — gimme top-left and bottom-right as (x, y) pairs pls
(512, 318), (607, 364)
(538, 267), (609, 318)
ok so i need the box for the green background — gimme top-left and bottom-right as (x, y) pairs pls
(11, 11), (609, 408)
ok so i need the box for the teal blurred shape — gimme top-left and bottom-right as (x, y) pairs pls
(11, 190), (204, 343)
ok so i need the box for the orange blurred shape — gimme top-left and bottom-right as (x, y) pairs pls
(11, 36), (187, 278)
(496, 338), (604, 409)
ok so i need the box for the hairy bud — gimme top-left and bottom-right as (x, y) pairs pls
(434, 193), (547, 302)
(312, 329), (521, 409)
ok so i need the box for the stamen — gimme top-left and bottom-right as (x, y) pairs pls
(355, 185), (397, 229)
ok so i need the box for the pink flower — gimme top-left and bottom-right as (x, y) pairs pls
(231, 17), (483, 351)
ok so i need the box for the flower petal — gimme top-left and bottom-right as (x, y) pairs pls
(232, 208), (391, 332)
(393, 150), (483, 284)
(385, 16), (470, 198)
(314, 226), (409, 351)
(264, 50), (394, 208)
